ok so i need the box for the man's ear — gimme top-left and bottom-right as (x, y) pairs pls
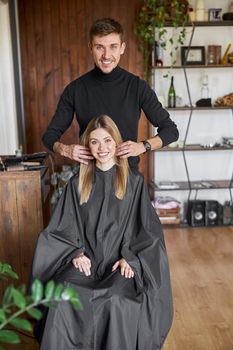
(120, 42), (126, 55)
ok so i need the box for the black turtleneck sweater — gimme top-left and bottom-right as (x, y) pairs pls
(42, 66), (179, 166)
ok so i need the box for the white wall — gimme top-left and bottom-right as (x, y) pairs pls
(0, 1), (18, 155)
(191, 0), (229, 12)
(152, 0), (233, 212)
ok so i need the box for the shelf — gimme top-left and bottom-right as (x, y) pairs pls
(164, 20), (233, 27)
(153, 64), (233, 69)
(151, 180), (233, 192)
(158, 145), (233, 152)
(191, 20), (233, 27)
(151, 20), (233, 202)
(166, 106), (233, 111)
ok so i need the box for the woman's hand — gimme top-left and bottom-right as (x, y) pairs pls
(72, 253), (91, 276)
(112, 258), (134, 278)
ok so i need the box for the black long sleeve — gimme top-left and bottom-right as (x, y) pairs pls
(139, 79), (178, 146)
(42, 66), (178, 165)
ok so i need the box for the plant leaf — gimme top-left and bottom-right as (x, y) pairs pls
(44, 301), (56, 308)
(0, 309), (6, 323)
(17, 284), (26, 295)
(45, 280), (55, 300)
(54, 284), (64, 300)
(31, 279), (43, 303)
(61, 287), (76, 301)
(0, 330), (20, 344)
(70, 297), (83, 310)
(0, 345), (6, 350)
(12, 288), (26, 309)
(2, 286), (12, 306)
(0, 263), (18, 280)
(27, 308), (43, 320)
(9, 317), (32, 332)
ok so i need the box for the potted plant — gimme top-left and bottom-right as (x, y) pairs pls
(0, 262), (82, 349)
(135, 0), (189, 81)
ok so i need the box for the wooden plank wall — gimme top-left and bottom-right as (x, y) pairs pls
(17, 0), (151, 178)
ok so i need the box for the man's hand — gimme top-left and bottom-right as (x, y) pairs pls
(112, 258), (134, 278)
(72, 253), (92, 276)
(116, 141), (145, 159)
(53, 142), (94, 164)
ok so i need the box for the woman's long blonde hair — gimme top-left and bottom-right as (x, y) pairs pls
(78, 115), (129, 204)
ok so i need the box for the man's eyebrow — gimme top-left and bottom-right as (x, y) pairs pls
(93, 43), (119, 46)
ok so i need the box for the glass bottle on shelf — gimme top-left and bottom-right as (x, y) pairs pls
(201, 74), (209, 99)
(168, 76), (176, 108)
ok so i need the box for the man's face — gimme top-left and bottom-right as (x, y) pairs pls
(89, 33), (126, 74)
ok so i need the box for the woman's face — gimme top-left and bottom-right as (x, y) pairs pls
(89, 128), (116, 168)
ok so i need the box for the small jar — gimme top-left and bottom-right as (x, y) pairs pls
(215, 46), (221, 64)
(188, 5), (195, 21)
(196, 9), (205, 21)
(207, 45), (215, 65)
(189, 10), (195, 21)
(196, 0), (204, 9)
(196, 0), (205, 21)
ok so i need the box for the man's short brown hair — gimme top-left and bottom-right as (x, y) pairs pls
(89, 18), (124, 42)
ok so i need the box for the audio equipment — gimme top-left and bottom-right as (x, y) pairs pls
(205, 200), (222, 226)
(187, 200), (205, 227)
(187, 200), (223, 226)
(223, 201), (233, 225)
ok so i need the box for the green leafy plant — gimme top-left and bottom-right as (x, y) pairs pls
(135, 0), (189, 81)
(0, 262), (82, 349)
(0, 263), (18, 281)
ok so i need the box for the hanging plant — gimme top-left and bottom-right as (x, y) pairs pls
(135, 0), (189, 81)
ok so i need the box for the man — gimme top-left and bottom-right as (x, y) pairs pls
(42, 18), (178, 168)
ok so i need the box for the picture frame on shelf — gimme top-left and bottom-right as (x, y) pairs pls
(208, 8), (222, 21)
(181, 46), (205, 66)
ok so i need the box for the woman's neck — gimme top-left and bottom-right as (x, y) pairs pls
(96, 159), (116, 171)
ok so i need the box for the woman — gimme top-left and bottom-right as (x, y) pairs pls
(32, 115), (173, 350)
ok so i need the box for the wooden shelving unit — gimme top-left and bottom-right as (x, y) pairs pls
(164, 20), (233, 27)
(167, 106), (233, 111)
(158, 145), (233, 152)
(152, 20), (233, 224)
(151, 180), (233, 192)
(154, 64), (233, 69)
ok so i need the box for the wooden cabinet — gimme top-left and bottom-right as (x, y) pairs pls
(0, 168), (50, 296)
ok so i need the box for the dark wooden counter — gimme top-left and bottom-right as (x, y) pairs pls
(0, 167), (50, 297)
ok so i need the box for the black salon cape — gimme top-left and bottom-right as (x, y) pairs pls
(31, 166), (173, 350)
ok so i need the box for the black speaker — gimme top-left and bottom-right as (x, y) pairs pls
(205, 200), (222, 226)
(223, 201), (233, 225)
(187, 200), (205, 227)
